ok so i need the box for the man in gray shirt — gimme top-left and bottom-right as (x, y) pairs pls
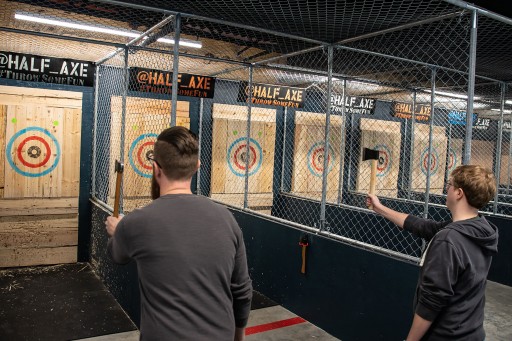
(105, 126), (252, 341)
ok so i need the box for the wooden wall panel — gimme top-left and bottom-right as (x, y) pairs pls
(211, 104), (276, 209)
(411, 124), (447, 194)
(291, 111), (343, 202)
(109, 96), (190, 213)
(356, 118), (401, 198)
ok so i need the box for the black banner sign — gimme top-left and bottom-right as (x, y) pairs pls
(237, 82), (305, 108)
(0, 51), (94, 87)
(129, 67), (215, 98)
(331, 94), (375, 115)
(393, 102), (431, 121)
(473, 117), (490, 130)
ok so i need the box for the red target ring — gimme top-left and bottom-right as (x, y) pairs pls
(311, 148), (330, 171)
(377, 150), (389, 172)
(137, 141), (155, 170)
(233, 144), (257, 170)
(423, 153), (437, 171)
(16, 136), (51, 168)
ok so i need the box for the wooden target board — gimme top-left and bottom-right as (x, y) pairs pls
(356, 118), (401, 198)
(2, 87), (82, 198)
(291, 111), (343, 202)
(470, 140), (495, 170)
(109, 96), (190, 212)
(499, 142), (511, 186)
(446, 138), (463, 177)
(0, 86), (81, 268)
(411, 124), (447, 194)
(210, 103), (276, 209)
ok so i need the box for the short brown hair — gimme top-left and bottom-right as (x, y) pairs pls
(154, 126), (199, 181)
(450, 165), (496, 209)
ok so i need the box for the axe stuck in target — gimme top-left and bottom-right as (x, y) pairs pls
(362, 148), (379, 209)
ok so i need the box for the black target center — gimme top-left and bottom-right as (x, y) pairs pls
(27, 146), (41, 158)
(240, 152), (251, 163)
(379, 156), (385, 165)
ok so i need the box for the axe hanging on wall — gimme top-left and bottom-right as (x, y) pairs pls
(113, 160), (124, 218)
(363, 148), (379, 209)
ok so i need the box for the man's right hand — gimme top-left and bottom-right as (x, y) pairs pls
(366, 194), (382, 213)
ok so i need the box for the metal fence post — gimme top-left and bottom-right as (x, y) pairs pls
(170, 13), (181, 127)
(464, 9), (478, 165)
(337, 79), (347, 205)
(119, 47), (129, 214)
(91, 65), (101, 198)
(280, 107), (288, 192)
(493, 83), (506, 213)
(424, 68), (437, 219)
(244, 66), (254, 209)
(407, 90), (417, 200)
(197, 98), (204, 195)
(319, 45), (333, 232)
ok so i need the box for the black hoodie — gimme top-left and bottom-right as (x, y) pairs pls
(404, 215), (499, 341)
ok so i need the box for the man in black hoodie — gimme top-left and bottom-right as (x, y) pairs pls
(367, 164), (498, 341)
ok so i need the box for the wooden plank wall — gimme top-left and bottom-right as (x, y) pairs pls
(471, 140), (495, 171)
(211, 103), (276, 209)
(0, 86), (81, 268)
(411, 124), (447, 194)
(500, 142), (511, 186)
(356, 118), (401, 198)
(291, 111), (343, 202)
(109, 96), (190, 213)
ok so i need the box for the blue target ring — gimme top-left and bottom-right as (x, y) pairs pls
(420, 147), (440, 176)
(373, 144), (392, 177)
(307, 142), (335, 177)
(129, 133), (158, 178)
(6, 126), (61, 177)
(227, 137), (263, 177)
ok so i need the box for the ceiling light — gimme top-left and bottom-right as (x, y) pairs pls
(491, 108), (512, 113)
(425, 89), (480, 100)
(15, 12), (201, 48)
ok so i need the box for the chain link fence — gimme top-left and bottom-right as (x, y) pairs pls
(1, 0), (512, 262)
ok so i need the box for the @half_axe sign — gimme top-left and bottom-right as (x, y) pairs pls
(331, 94), (375, 115)
(129, 67), (216, 98)
(448, 111), (478, 126)
(237, 82), (305, 108)
(393, 102), (431, 121)
(0, 51), (93, 86)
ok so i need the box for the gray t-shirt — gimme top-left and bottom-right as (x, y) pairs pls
(108, 194), (253, 341)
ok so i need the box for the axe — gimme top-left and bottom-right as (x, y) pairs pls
(299, 235), (309, 274)
(113, 160), (124, 218)
(362, 148), (379, 209)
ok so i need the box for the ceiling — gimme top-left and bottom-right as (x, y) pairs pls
(1, 0), (512, 116)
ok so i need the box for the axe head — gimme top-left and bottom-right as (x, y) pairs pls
(115, 160), (124, 173)
(362, 148), (379, 161)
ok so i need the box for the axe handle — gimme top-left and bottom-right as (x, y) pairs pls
(301, 245), (307, 274)
(368, 159), (377, 209)
(113, 171), (123, 218)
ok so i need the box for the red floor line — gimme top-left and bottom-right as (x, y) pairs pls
(245, 317), (307, 335)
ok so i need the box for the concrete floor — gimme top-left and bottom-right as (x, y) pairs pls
(76, 280), (512, 341)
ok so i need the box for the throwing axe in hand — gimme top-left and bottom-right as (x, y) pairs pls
(362, 148), (379, 209)
(113, 160), (124, 218)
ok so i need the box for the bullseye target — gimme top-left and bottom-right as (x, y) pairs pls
(447, 148), (457, 173)
(420, 147), (439, 176)
(307, 142), (335, 177)
(129, 133), (158, 178)
(373, 144), (392, 177)
(227, 137), (263, 177)
(6, 126), (61, 177)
